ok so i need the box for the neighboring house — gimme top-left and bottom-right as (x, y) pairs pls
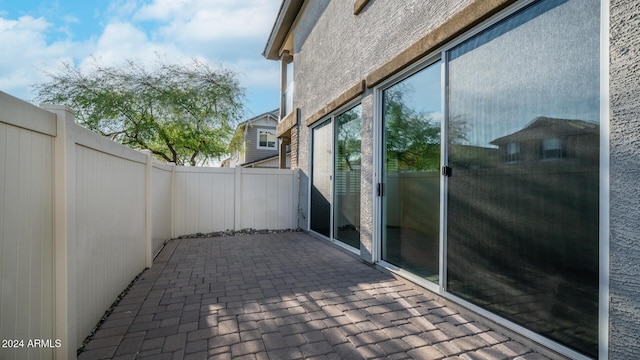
(263, 1), (639, 359)
(490, 116), (600, 165)
(222, 109), (290, 168)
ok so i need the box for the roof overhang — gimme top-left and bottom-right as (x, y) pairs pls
(235, 109), (279, 129)
(263, 0), (304, 60)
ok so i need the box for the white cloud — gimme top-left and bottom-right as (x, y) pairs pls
(105, 0), (140, 20)
(134, 0), (192, 21)
(0, 16), (51, 58)
(81, 21), (178, 67)
(136, 0), (278, 41)
(0, 16), (79, 99)
(0, 0), (282, 114)
(230, 59), (280, 89)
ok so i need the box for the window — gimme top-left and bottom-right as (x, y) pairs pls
(541, 137), (562, 159)
(257, 129), (277, 149)
(282, 57), (294, 116)
(505, 142), (522, 162)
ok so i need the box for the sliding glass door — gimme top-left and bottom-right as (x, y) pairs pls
(310, 105), (362, 250)
(381, 60), (442, 283)
(376, 0), (599, 357)
(445, 0), (599, 356)
(334, 105), (362, 249)
(310, 120), (332, 237)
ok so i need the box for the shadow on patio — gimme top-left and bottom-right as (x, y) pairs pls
(77, 232), (548, 360)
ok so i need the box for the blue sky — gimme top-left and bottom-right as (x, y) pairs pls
(0, 0), (282, 117)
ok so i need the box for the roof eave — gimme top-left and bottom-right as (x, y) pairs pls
(262, 0), (304, 60)
(236, 109), (279, 128)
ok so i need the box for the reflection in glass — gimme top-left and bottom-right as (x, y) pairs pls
(446, 0), (599, 357)
(382, 60), (441, 283)
(283, 60), (294, 115)
(334, 105), (362, 249)
(310, 120), (332, 237)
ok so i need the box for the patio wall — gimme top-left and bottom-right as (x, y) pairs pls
(0, 91), (298, 360)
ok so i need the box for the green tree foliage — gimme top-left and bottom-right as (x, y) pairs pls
(33, 58), (244, 166)
(336, 107), (361, 171)
(383, 86), (442, 172)
(383, 86), (470, 172)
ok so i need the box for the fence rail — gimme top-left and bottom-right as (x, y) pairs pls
(0, 91), (298, 360)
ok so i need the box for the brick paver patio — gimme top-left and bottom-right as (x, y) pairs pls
(78, 232), (550, 360)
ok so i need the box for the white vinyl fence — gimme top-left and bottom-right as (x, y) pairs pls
(173, 167), (297, 236)
(0, 91), (298, 360)
(151, 162), (174, 255)
(0, 93), (56, 360)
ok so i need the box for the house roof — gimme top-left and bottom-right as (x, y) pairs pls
(241, 149), (291, 168)
(490, 116), (599, 145)
(229, 109), (279, 155)
(263, 0), (304, 60)
(237, 109), (279, 128)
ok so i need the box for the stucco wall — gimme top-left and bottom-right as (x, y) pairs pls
(609, 1), (640, 359)
(293, 0), (472, 119)
(286, 0), (638, 357)
(292, 0), (471, 251)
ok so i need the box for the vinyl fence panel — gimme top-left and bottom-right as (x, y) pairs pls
(0, 92), (56, 360)
(173, 167), (236, 236)
(151, 163), (173, 255)
(240, 168), (297, 230)
(172, 167), (297, 237)
(72, 138), (146, 347)
(1, 92), (299, 359)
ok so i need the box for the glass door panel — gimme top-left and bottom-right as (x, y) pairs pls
(445, 0), (599, 356)
(381, 60), (442, 283)
(310, 120), (332, 237)
(334, 105), (362, 249)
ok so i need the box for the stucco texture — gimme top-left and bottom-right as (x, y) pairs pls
(285, 0), (640, 357)
(292, 0), (471, 259)
(609, 0), (640, 359)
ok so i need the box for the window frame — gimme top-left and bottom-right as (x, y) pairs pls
(541, 137), (563, 160)
(333, 103), (363, 252)
(307, 99), (363, 255)
(371, 1), (607, 359)
(506, 142), (523, 162)
(256, 128), (277, 150)
(281, 56), (294, 117)
(373, 53), (444, 297)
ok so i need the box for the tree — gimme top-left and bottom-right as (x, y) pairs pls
(33, 58), (244, 166)
(336, 107), (361, 171)
(383, 86), (442, 172)
(383, 86), (470, 172)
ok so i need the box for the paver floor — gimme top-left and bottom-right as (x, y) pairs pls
(78, 232), (550, 360)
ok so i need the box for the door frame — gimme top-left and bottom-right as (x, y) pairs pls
(307, 100), (363, 255)
(373, 53), (444, 295)
(371, 1), (607, 359)
(308, 118), (333, 239)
